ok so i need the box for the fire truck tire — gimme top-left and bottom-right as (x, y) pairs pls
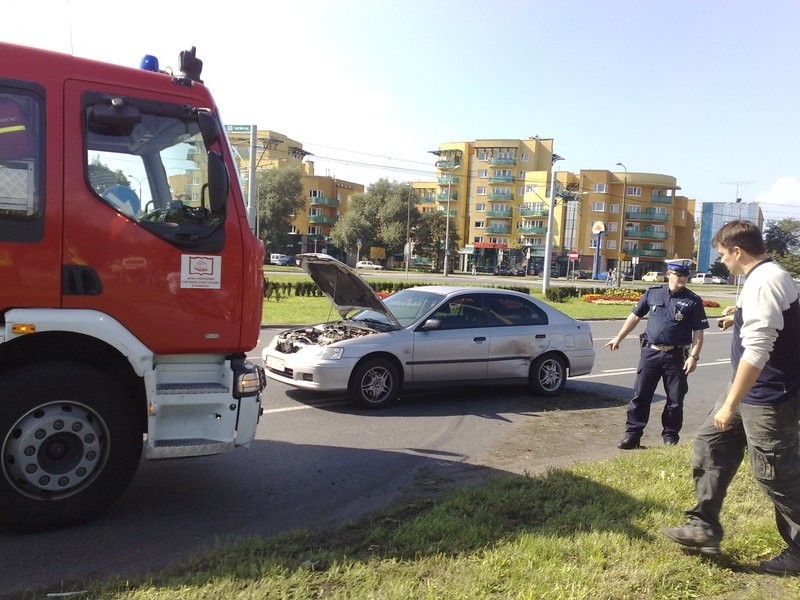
(0, 361), (142, 533)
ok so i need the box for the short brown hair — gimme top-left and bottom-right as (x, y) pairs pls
(711, 220), (766, 256)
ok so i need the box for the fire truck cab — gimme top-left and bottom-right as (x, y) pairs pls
(0, 43), (266, 532)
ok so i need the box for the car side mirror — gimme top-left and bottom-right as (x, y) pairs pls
(420, 318), (442, 331)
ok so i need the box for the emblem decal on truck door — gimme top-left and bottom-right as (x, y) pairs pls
(181, 254), (221, 288)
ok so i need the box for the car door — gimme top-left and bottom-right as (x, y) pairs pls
(409, 292), (489, 382)
(484, 293), (551, 379)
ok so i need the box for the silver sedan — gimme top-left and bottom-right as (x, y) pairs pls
(263, 255), (595, 408)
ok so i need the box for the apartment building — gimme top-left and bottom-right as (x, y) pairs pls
(224, 127), (363, 254)
(418, 137), (695, 276)
(572, 170), (696, 278)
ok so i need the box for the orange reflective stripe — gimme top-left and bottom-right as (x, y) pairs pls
(0, 125), (26, 134)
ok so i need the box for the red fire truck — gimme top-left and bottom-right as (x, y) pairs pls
(0, 42), (266, 532)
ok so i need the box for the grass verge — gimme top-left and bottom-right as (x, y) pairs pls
(260, 275), (732, 325)
(78, 445), (800, 599)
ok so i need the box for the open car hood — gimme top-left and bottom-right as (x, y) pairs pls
(296, 253), (402, 328)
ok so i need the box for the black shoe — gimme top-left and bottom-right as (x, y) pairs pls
(660, 522), (721, 557)
(663, 437), (679, 445)
(617, 435), (641, 450)
(760, 548), (800, 575)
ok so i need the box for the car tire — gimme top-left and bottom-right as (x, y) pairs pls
(528, 353), (567, 396)
(348, 357), (400, 408)
(0, 361), (143, 532)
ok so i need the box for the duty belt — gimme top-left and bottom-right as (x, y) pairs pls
(648, 343), (690, 352)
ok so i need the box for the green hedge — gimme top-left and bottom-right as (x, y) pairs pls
(264, 279), (533, 299)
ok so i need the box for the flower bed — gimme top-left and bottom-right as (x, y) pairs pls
(582, 288), (642, 305)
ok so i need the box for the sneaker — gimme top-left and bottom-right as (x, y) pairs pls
(760, 548), (800, 575)
(660, 522), (721, 557)
(617, 435), (641, 450)
(663, 437), (679, 445)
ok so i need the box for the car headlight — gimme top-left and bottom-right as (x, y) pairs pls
(317, 346), (344, 360)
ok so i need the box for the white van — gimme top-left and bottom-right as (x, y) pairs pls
(270, 253), (289, 265)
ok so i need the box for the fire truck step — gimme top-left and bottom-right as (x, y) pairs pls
(156, 382), (228, 394)
(147, 438), (235, 459)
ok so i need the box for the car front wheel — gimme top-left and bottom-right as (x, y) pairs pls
(528, 354), (567, 396)
(349, 357), (400, 408)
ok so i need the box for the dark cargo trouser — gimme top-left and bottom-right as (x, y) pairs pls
(685, 385), (800, 552)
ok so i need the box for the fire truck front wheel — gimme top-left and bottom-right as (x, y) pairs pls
(0, 361), (142, 533)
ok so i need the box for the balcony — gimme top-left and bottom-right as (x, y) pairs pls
(626, 210), (668, 221)
(488, 175), (515, 183)
(485, 226), (511, 235)
(309, 215), (336, 224)
(437, 191), (458, 201)
(637, 248), (667, 257)
(436, 160), (459, 168)
(624, 229), (669, 240)
(651, 195), (673, 204)
(519, 209), (548, 217)
(439, 209), (457, 217)
(309, 196), (339, 207)
(487, 192), (513, 200)
(519, 227), (547, 234)
(489, 158), (516, 166)
(486, 210), (512, 218)
(438, 176), (459, 185)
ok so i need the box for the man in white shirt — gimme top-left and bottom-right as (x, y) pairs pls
(661, 220), (800, 575)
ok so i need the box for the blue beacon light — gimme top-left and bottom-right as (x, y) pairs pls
(140, 55), (160, 72)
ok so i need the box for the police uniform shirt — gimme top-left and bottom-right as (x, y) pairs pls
(632, 284), (709, 346)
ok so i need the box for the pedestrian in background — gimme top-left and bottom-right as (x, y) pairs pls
(661, 220), (800, 574)
(606, 268), (615, 287)
(605, 261), (708, 449)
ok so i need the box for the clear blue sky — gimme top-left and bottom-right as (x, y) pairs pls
(7, 0), (800, 221)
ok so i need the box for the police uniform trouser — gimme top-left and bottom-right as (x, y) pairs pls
(625, 346), (688, 439)
(685, 385), (800, 552)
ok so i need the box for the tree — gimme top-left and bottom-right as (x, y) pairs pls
(330, 179), (420, 262)
(764, 218), (800, 277)
(256, 167), (305, 254)
(412, 210), (460, 271)
(87, 157), (129, 193)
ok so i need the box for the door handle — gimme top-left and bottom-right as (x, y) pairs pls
(535, 334), (546, 339)
(62, 265), (103, 295)
(473, 336), (487, 342)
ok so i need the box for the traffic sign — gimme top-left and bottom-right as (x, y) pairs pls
(568, 251), (579, 261)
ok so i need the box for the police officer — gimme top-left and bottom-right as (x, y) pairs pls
(605, 262), (709, 449)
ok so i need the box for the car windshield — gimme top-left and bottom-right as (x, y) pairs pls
(350, 289), (445, 328)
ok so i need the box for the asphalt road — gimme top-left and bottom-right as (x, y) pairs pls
(0, 318), (735, 599)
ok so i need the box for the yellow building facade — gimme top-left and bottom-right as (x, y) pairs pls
(224, 128), (363, 254)
(416, 137), (695, 276)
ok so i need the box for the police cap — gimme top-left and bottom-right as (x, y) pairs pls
(665, 262), (690, 276)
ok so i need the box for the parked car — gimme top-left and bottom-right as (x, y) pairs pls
(493, 264), (510, 276)
(270, 253), (290, 265)
(355, 260), (383, 270)
(710, 274), (728, 284)
(642, 271), (667, 283)
(574, 270), (592, 279)
(263, 254), (596, 408)
(690, 272), (714, 284)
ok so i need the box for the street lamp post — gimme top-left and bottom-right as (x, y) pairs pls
(616, 161), (628, 286)
(442, 165), (456, 277)
(541, 153), (564, 293)
(127, 174), (145, 199)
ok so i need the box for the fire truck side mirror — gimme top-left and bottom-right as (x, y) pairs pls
(87, 102), (141, 137)
(207, 151), (228, 214)
(198, 111), (220, 147)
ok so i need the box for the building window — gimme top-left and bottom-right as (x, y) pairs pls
(309, 189), (324, 198)
(594, 183), (607, 193)
(476, 186), (487, 195)
(474, 236), (483, 243)
(590, 237), (603, 249)
(610, 203), (620, 214)
(519, 170), (526, 179)
(520, 152), (529, 162)
(477, 151), (488, 161)
(627, 186), (642, 196)
(477, 169), (488, 178)
(475, 203), (486, 212)
(607, 239), (617, 249)
(474, 220), (485, 228)
(592, 201), (605, 211)
(525, 184), (539, 194)
(309, 226), (321, 235)
(608, 222), (618, 232)
(309, 207), (323, 217)
(628, 204), (641, 213)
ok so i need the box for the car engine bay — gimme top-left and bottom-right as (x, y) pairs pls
(272, 322), (377, 353)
